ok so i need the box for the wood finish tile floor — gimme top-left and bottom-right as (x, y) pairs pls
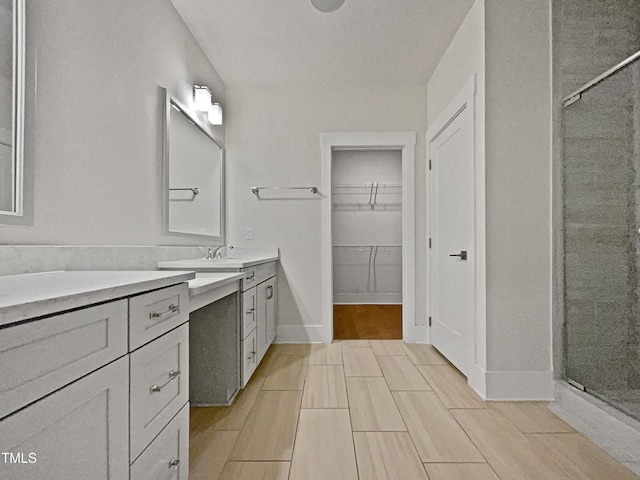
(190, 341), (640, 480)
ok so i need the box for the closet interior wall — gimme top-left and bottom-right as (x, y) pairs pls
(332, 150), (402, 304)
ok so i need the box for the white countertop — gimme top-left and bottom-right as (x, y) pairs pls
(0, 270), (195, 327)
(158, 254), (279, 270)
(187, 272), (245, 297)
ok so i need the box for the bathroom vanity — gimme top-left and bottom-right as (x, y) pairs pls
(159, 251), (278, 391)
(0, 270), (195, 480)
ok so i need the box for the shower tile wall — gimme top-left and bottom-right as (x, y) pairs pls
(560, 0), (640, 395)
(560, 0), (640, 94)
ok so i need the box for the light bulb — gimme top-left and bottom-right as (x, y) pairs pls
(208, 103), (223, 125)
(193, 85), (212, 112)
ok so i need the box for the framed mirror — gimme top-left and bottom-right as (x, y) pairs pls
(163, 90), (225, 240)
(0, 0), (29, 225)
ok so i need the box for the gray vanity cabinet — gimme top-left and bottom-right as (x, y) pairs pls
(257, 275), (277, 362)
(240, 261), (277, 387)
(0, 275), (192, 480)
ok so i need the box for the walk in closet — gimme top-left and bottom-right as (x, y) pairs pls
(332, 150), (403, 339)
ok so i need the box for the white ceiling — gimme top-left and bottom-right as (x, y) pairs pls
(170, 0), (475, 86)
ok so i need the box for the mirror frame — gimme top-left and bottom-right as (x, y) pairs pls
(162, 88), (226, 242)
(0, 0), (32, 226)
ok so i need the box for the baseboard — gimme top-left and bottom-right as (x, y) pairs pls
(275, 325), (324, 343)
(483, 369), (554, 400)
(549, 381), (640, 472)
(333, 295), (402, 304)
(468, 364), (487, 399)
(403, 325), (427, 344)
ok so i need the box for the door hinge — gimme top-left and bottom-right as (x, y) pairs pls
(429, 159), (432, 170)
(428, 316), (432, 327)
(429, 238), (432, 248)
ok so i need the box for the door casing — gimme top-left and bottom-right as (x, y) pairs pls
(320, 132), (419, 344)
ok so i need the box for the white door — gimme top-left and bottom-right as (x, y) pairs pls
(429, 101), (475, 376)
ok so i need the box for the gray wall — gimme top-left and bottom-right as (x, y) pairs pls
(427, 0), (554, 399)
(0, 0), (11, 138)
(225, 83), (428, 335)
(0, 0), (225, 245)
(0, 0), (13, 211)
(484, 0), (553, 376)
(558, 0), (640, 393)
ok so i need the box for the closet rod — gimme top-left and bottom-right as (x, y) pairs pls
(333, 245), (401, 248)
(251, 186), (318, 195)
(332, 182), (402, 189)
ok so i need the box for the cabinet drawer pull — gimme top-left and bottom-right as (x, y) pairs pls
(267, 285), (274, 299)
(169, 458), (180, 467)
(149, 304), (179, 319)
(150, 370), (181, 393)
(246, 272), (255, 280)
(246, 294), (256, 315)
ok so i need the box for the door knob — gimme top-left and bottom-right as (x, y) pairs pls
(449, 250), (468, 261)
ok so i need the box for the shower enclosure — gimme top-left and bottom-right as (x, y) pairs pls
(563, 51), (640, 421)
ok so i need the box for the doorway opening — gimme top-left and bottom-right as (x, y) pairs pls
(331, 149), (403, 340)
(320, 132), (421, 344)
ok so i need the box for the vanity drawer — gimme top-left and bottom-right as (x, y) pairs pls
(130, 403), (189, 480)
(242, 288), (257, 338)
(241, 266), (258, 291)
(129, 283), (189, 350)
(256, 261), (277, 283)
(130, 323), (189, 462)
(241, 328), (258, 387)
(0, 299), (128, 420)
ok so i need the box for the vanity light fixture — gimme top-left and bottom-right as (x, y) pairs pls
(208, 102), (223, 125)
(310, 0), (345, 13)
(193, 85), (212, 112)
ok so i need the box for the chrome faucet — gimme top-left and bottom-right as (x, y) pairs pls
(208, 244), (234, 260)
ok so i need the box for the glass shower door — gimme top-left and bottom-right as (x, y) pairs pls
(563, 57), (640, 421)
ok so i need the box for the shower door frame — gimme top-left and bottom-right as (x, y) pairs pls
(320, 131), (420, 343)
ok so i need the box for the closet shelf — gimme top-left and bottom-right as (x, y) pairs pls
(332, 181), (401, 206)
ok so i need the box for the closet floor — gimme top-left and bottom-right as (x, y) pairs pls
(189, 341), (640, 480)
(333, 304), (402, 339)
